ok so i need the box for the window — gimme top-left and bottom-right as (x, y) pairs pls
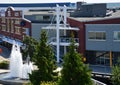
(20, 11), (22, 17)
(96, 52), (110, 66)
(22, 28), (30, 35)
(7, 19), (10, 32)
(114, 31), (120, 40)
(14, 12), (19, 16)
(88, 32), (95, 39)
(88, 31), (106, 40)
(1, 25), (6, 31)
(1, 17), (5, 23)
(11, 20), (14, 33)
(43, 16), (50, 21)
(35, 15), (43, 20)
(15, 26), (21, 34)
(15, 19), (20, 24)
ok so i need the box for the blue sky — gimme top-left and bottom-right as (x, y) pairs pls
(0, 0), (120, 3)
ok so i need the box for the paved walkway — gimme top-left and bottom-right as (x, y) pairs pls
(0, 69), (9, 74)
(0, 69), (10, 85)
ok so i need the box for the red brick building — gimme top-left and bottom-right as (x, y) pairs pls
(0, 7), (31, 45)
(67, 16), (120, 65)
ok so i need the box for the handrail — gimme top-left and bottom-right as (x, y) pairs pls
(91, 78), (107, 85)
(48, 37), (79, 43)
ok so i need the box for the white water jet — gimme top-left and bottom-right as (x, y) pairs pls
(9, 41), (23, 78)
(3, 41), (33, 80)
(22, 56), (33, 79)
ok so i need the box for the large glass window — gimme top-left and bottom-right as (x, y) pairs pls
(114, 31), (120, 40)
(88, 31), (106, 40)
(96, 51), (111, 66)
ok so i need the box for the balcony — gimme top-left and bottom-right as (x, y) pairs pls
(42, 24), (79, 31)
(48, 37), (79, 46)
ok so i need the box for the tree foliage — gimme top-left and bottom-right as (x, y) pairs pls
(111, 58), (120, 85)
(29, 30), (57, 85)
(22, 36), (38, 60)
(59, 34), (92, 85)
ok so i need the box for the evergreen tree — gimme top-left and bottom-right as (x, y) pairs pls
(22, 36), (37, 60)
(29, 30), (57, 85)
(59, 34), (92, 85)
(111, 58), (120, 85)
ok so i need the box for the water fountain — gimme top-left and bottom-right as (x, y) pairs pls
(22, 56), (33, 79)
(0, 41), (33, 84)
(9, 41), (23, 78)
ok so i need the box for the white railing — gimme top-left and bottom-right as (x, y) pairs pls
(92, 78), (107, 85)
(48, 37), (79, 43)
(60, 38), (79, 43)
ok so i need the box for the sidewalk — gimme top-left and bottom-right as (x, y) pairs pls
(0, 69), (9, 74)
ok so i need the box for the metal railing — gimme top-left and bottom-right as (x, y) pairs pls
(92, 78), (107, 85)
(48, 37), (79, 43)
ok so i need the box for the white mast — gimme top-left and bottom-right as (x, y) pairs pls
(56, 5), (60, 63)
(63, 5), (67, 55)
(64, 5), (67, 28)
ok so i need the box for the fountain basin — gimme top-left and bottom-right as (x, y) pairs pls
(0, 72), (29, 85)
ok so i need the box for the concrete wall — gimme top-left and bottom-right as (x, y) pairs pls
(24, 14), (54, 23)
(32, 23), (64, 41)
(31, 23), (48, 40)
(86, 24), (120, 52)
(71, 3), (106, 17)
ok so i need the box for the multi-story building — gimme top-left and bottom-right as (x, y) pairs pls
(0, 6), (78, 63)
(71, 2), (106, 17)
(68, 7), (120, 66)
(0, 7), (31, 46)
(1, 3), (120, 66)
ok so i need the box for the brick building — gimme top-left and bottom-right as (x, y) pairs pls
(0, 7), (31, 46)
(68, 10), (120, 66)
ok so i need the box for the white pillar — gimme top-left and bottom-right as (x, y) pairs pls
(56, 5), (60, 63)
(63, 5), (67, 55)
(21, 10), (25, 19)
(64, 5), (67, 29)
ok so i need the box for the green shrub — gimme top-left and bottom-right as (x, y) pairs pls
(111, 58), (120, 85)
(41, 81), (57, 85)
(0, 61), (9, 69)
(23, 82), (32, 85)
(24, 81), (57, 85)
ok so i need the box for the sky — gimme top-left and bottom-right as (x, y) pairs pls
(0, 0), (120, 3)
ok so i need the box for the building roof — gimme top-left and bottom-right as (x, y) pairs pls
(69, 10), (120, 22)
(0, 3), (75, 8)
(24, 11), (55, 15)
